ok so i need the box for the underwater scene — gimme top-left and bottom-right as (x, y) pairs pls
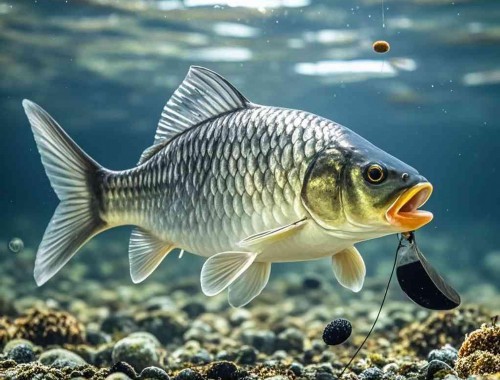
(0, 0), (499, 379)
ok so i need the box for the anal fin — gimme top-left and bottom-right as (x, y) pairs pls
(201, 251), (257, 296)
(129, 228), (174, 283)
(228, 262), (271, 308)
(331, 246), (366, 292)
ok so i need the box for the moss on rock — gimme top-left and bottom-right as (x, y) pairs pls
(12, 308), (85, 346)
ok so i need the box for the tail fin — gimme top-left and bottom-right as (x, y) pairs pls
(23, 100), (107, 286)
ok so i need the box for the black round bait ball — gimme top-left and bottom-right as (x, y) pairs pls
(373, 40), (390, 53)
(323, 318), (352, 345)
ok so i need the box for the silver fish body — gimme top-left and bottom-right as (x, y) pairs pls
(23, 66), (434, 307)
(100, 106), (346, 260)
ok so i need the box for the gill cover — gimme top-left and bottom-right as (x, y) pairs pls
(301, 148), (346, 230)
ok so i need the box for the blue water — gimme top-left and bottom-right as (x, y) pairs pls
(0, 0), (499, 298)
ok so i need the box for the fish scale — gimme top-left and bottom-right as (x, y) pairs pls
(100, 106), (339, 256)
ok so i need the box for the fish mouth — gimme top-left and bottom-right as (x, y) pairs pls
(386, 182), (433, 231)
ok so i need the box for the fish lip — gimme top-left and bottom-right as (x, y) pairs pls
(386, 182), (434, 231)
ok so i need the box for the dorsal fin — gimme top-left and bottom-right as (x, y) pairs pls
(138, 66), (250, 165)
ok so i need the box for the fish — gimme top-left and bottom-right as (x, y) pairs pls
(23, 66), (433, 307)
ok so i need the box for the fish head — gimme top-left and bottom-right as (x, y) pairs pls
(301, 139), (433, 236)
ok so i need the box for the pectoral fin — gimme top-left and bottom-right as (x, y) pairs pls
(129, 228), (175, 283)
(200, 251), (257, 296)
(331, 246), (366, 292)
(228, 262), (271, 308)
(238, 218), (308, 250)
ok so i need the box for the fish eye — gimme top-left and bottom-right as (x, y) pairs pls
(364, 163), (386, 184)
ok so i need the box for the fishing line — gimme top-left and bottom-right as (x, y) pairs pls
(382, 0), (386, 28)
(339, 235), (403, 378)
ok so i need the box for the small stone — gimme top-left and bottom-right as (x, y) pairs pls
(382, 363), (399, 373)
(427, 344), (458, 366)
(302, 276), (322, 289)
(109, 361), (138, 379)
(175, 368), (204, 380)
(241, 330), (276, 354)
(86, 329), (111, 345)
(426, 360), (453, 380)
(322, 319), (352, 345)
(236, 345), (257, 365)
(206, 361), (238, 380)
(181, 301), (206, 318)
(359, 367), (384, 380)
(191, 349), (212, 365)
(277, 327), (304, 352)
(289, 362), (304, 376)
(39, 348), (87, 368)
(139, 366), (170, 380)
(106, 374), (133, 380)
(112, 335), (160, 372)
(6, 342), (35, 363)
(315, 374), (335, 380)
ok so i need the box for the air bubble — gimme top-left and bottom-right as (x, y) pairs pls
(8, 237), (24, 253)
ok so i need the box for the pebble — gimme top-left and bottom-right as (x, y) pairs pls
(109, 361), (138, 379)
(359, 367), (384, 380)
(289, 362), (304, 376)
(5, 342), (36, 363)
(206, 361), (238, 380)
(139, 366), (170, 380)
(39, 348), (87, 368)
(106, 374), (133, 380)
(277, 327), (304, 352)
(190, 349), (212, 365)
(302, 276), (322, 289)
(427, 344), (458, 366)
(112, 334), (160, 372)
(426, 360), (454, 380)
(241, 330), (276, 354)
(181, 301), (206, 318)
(235, 345), (257, 365)
(175, 368), (204, 380)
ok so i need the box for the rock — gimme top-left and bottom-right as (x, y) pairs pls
(455, 350), (500, 377)
(181, 301), (206, 318)
(190, 349), (212, 365)
(137, 311), (188, 345)
(109, 361), (138, 379)
(289, 362), (304, 376)
(236, 345), (257, 365)
(241, 330), (276, 354)
(382, 363), (399, 373)
(3, 338), (34, 352)
(426, 360), (453, 380)
(12, 308), (85, 346)
(427, 344), (458, 366)
(101, 314), (138, 336)
(39, 348), (87, 368)
(206, 361), (238, 380)
(229, 309), (251, 326)
(174, 368), (204, 380)
(86, 329), (111, 345)
(106, 374), (133, 380)
(276, 327), (304, 352)
(112, 335), (160, 372)
(302, 276), (322, 289)
(359, 367), (384, 380)
(5, 342), (36, 363)
(456, 323), (500, 377)
(139, 366), (170, 380)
